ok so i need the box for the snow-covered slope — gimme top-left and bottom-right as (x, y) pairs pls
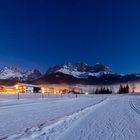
(0, 67), (42, 81)
(46, 62), (112, 78)
(0, 94), (105, 138)
(3, 94), (140, 140)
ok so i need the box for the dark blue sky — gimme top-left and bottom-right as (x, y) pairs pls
(0, 0), (140, 73)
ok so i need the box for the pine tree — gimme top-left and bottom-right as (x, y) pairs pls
(126, 84), (129, 93)
(95, 88), (99, 94)
(118, 85), (123, 94)
(118, 84), (129, 94)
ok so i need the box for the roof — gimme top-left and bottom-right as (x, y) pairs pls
(24, 84), (41, 88)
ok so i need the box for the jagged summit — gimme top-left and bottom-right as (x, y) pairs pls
(46, 62), (112, 78)
(1, 63), (140, 85)
(0, 66), (42, 81)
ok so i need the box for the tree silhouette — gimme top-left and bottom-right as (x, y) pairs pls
(118, 84), (129, 94)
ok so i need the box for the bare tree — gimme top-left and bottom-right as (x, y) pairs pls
(131, 83), (136, 93)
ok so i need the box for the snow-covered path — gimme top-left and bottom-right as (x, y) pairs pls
(59, 95), (140, 140)
(0, 94), (105, 139)
(6, 94), (140, 140)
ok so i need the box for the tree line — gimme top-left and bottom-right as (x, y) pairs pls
(71, 84), (134, 94)
(94, 84), (130, 94)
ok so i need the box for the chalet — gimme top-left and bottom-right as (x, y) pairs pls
(41, 87), (69, 94)
(2, 86), (16, 93)
(0, 83), (41, 93)
(15, 83), (41, 93)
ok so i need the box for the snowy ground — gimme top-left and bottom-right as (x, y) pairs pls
(0, 93), (105, 139)
(0, 94), (140, 140)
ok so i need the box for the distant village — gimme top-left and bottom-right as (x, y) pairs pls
(0, 83), (69, 94)
(0, 82), (139, 94)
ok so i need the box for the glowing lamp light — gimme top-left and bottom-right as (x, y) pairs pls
(15, 85), (18, 90)
(42, 88), (45, 94)
(85, 92), (88, 95)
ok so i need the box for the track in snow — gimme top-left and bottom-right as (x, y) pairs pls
(2, 95), (140, 140)
(129, 98), (140, 115)
(6, 98), (108, 140)
(0, 95), (106, 139)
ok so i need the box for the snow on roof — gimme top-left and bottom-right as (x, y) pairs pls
(23, 84), (41, 88)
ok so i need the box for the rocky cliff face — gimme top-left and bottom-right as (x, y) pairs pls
(0, 67), (42, 81)
(46, 62), (112, 78)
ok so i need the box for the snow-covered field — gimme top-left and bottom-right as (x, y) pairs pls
(0, 93), (140, 140)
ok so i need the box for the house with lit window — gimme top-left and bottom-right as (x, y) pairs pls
(41, 86), (69, 94)
(15, 83), (41, 93)
(0, 83), (70, 94)
(0, 83), (41, 93)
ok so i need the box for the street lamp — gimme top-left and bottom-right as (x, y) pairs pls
(15, 85), (19, 100)
(41, 88), (45, 99)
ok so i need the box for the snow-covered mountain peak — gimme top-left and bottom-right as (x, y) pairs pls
(0, 67), (42, 81)
(46, 62), (112, 78)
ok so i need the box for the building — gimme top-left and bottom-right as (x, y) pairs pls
(0, 83), (41, 93)
(16, 83), (41, 93)
(41, 87), (67, 94)
(0, 83), (70, 94)
(2, 86), (17, 93)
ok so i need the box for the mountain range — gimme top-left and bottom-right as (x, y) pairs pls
(34, 62), (140, 85)
(0, 67), (42, 85)
(0, 63), (140, 85)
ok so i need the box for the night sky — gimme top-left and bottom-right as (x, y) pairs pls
(0, 0), (140, 73)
